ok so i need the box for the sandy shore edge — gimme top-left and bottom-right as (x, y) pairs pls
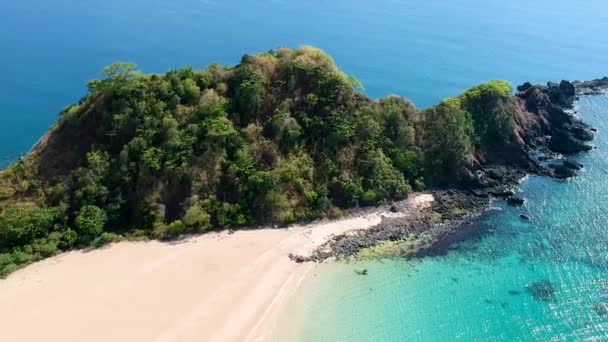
(0, 193), (433, 342)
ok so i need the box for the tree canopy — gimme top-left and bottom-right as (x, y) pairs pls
(0, 46), (518, 276)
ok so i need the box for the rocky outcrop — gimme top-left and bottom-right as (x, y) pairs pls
(549, 130), (593, 154)
(573, 77), (608, 95)
(297, 78), (602, 264)
(548, 159), (584, 179)
(548, 162), (577, 179)
(467, 166), (528, 191)
(516, 80), (595, 158)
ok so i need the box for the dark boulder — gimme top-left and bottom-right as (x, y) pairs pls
(507, 197), (525, 206)
(520, 214), (531, 221)
(559, 80), (576, 98)
(545, 81), (576, 108)
(389, 205), (399, 213)
(549, 130), (593, 154)
(517, 82), (533, 92)
(524, 87), (549, 112)
(563, 159), (583, 170)
(548, 163), (577, 179)
(546, 104), (576, 127)
(567, 124), (595, 141)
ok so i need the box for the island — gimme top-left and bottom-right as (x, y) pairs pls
(0, 46), (599, 277)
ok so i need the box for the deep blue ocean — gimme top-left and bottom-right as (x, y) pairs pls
(3, 0), (608, 340)
(2, 0), (608, 166)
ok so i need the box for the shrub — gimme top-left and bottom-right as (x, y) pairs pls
(91, 232), (122, 248)
(0, 205), (59, 250)
(151, 222), (169, 240)
(183, 205), (211, 231)
(361, 190), (378, 204)
(358, 149), (410, 201)
(339, 177), (364, 206)
(74, 205), (107, 244)
(167, 220), (187, 237)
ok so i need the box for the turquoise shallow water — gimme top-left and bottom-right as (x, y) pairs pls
(274, 95), (608, 341)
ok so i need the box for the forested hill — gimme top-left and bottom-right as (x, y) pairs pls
(0, 46), (594, 275)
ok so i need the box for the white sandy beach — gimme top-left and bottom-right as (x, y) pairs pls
(0, 194), (433, 342)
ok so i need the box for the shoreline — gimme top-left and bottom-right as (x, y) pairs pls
(0, 193), (434, 342)
(0, 81), (603, 341)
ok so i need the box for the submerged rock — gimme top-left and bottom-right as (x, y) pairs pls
(594, 302), (608, 317)
(507, 197), (525, 206)
(520, 214), (531, 221)
(354, 269), (368, 276)
(526, 280), (556, 302)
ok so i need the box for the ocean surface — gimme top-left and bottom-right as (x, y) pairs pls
(2, 0), (608, 340)
(2, 0), (608, 166)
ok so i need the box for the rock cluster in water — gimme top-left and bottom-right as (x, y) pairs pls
(573, 77), (608, 96)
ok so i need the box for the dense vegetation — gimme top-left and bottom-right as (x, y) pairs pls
(0, 47), (519, 276)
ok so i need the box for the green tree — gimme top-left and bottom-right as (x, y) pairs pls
(461, 81), (515, 147)
(87, 62), (139, 93)
(74, 205), (107, 244)
(423, 98), (475, 182)
(231, 65), (267, 124)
